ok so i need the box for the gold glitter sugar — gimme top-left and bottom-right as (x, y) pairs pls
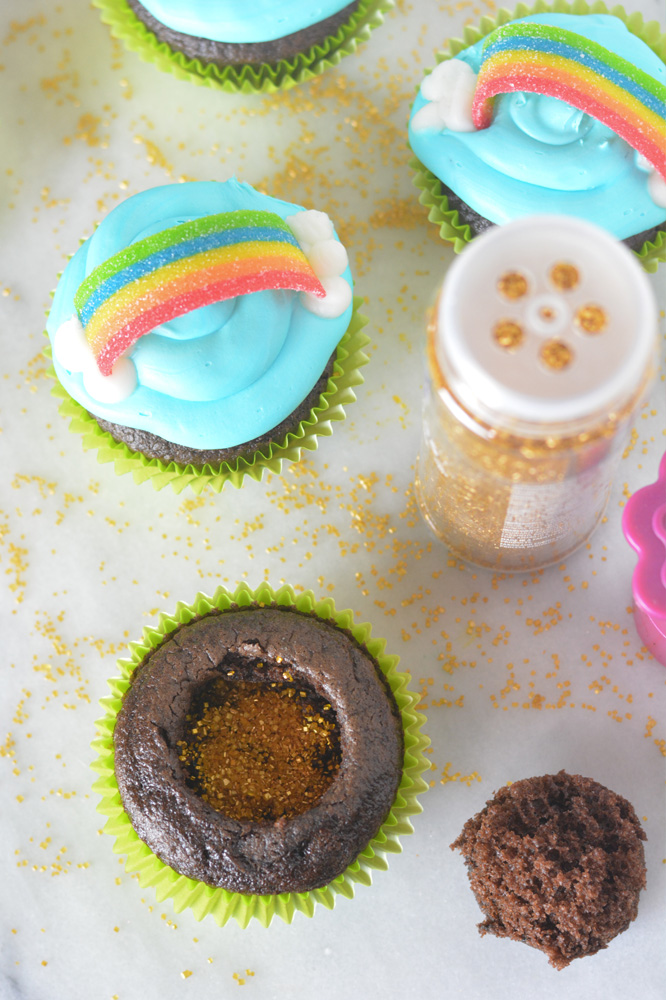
(497, 270), (528, 300)
(550, 262), (580, 290)
(179, 677), (340, 822)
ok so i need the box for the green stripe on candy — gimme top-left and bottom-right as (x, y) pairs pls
(481, 22), (666, 106)
(74, 209), (297, 314)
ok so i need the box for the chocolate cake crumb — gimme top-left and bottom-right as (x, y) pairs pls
(451, 771), (647, 969)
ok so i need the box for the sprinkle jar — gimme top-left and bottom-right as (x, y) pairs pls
(415, 216), (657, 571)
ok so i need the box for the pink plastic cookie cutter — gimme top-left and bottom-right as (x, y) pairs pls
(622, 452), (666, 665)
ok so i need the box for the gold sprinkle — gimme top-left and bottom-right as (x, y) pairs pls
(576, 304), (607, 334)
(181, 970), (193, 980)
(497, 271), (528, 300)
(180, 677), (340, 823)
(493, 319), (524, 351)
(550, 262), (580, 290)
(541, 340), (574, 371)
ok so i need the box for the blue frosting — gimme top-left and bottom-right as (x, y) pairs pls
(46, 180), (354, 449)
(408, 14), (666, 239)
(137, 0), (353, 44)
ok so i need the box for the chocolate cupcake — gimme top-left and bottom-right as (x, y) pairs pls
(408, 3), (666, 270)
(92, 0), (395, 93)
(45, 179), (369, 493)
(124, 0), (361, 65)
(451, 770), (647, 968)
(92, 583), (430, 925)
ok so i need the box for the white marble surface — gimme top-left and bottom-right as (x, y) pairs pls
(1, 1), (665, 998)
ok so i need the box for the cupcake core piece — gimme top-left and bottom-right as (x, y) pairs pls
(451, 771), (647, 968)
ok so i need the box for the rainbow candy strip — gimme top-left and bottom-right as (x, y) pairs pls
(75, 210), (326, 375)
(471, 22), (666, 181)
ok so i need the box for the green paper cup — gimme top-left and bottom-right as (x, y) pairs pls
(409, 0), (666, 272)
(91, 582), (430, 927)
(92, 0), (395, 93)
(45, 298), (369, 494)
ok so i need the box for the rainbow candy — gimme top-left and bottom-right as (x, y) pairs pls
(75, 209), (326, 376)
(471, 22), (666, 182)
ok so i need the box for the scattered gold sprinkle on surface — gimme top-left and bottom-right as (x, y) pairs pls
(179, 677), (340, 822)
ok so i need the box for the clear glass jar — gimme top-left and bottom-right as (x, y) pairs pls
(415, 216), (657, 571)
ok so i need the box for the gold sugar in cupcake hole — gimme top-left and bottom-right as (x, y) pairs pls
(575, 304), (607, 334)
(540, 339), (574, 370)
(493, 319), (524, 351)
(179, 674), (341, 823)
(497, 271), (528, 300)
(539, 306), (556, 322)
(549, 262), (580, 291)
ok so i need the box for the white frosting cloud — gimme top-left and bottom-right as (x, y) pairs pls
(412, 59), (478, 134)
(635, 152), (666, 208)
(301, 276), (352, 319)
(54, 316), (137, 403)
(286, 211), (351, 319)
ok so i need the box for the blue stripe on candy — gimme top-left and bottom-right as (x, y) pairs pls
(481, 35), (666, 119)
(78, 225), (301, 326)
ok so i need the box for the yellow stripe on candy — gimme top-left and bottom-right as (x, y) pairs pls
(85, 241), (309, 354)
(478, 50), (666, 146)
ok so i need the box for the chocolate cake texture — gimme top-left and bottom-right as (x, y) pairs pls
(92, 355), (335, 468)
(451, 770), (647, 969)
(125, 0), (361, 67)
(113, 606), (404, 895)
(441, 183), (664, 254)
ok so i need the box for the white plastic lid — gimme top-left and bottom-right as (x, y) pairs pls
(436, 216), (658, 433)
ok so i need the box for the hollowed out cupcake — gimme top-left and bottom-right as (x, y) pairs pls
(91, 583), (430, 926)
(45, 179), (369, 493)
(408, 3), (666, 269)
(92, 0), (394, 92)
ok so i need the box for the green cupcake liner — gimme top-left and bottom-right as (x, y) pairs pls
(409, 0), (666, 272)
(91, 581), (430, 928)
(45, 298), (369, 494)
(92, 0), (395, 93)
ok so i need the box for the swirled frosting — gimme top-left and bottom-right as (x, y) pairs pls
(135, 1), (353, 43)
(47, 180), (354, 449)
(408, 14), (666, 239)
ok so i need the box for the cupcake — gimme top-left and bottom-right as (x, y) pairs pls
(408, 4), (666, 267)
(91, 583), (430, 926)
(45, 179), (368, 493)
(451, 771), (647, 968)
(93, 0), (394, 92)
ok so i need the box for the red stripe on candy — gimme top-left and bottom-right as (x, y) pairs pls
(472, 72), (666, 180)
(95, 269), (325, 375)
